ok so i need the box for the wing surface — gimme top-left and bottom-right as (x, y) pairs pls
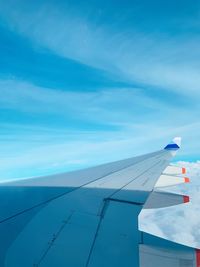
(0, 137), (198, 267)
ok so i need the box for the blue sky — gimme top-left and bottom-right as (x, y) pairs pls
(0, 0), (200, 179)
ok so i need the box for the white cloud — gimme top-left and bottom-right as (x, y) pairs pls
(140, 161), (200, 248)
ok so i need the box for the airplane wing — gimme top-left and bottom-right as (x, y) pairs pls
(0, 137), (199, 267)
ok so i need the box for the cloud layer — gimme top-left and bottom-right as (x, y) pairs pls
(140, 161), (200, 248)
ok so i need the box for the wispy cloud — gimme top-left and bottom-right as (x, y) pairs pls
(1, 0), (200, 94)
(0, 79), (176, 123)
(0, 78), (199, 180)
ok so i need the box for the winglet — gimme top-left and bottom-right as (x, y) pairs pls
(164, 137), (181, 150)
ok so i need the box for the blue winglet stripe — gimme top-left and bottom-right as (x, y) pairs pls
(164, 143), (180, 150)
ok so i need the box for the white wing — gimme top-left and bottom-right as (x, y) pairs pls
(0, 137), (198, 267)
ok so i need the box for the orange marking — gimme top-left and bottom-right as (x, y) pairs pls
(182, 167), (186, 174)
(183, 195), (190, 203)
(184, 177), (190, 183)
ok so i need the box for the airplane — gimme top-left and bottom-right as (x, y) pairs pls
(0, 137), (199, 266)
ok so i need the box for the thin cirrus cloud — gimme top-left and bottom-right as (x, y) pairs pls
(0, 0), (200, 94)
(0, 78), (200, 180)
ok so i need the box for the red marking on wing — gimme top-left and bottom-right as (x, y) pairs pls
(183, 195), (190, 203)
(182, 167), (186, 174)
(196, 249), (200, 267)
(184, 177), (190, 183)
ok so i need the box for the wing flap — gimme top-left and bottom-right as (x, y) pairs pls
(140, 233), (198, 267)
